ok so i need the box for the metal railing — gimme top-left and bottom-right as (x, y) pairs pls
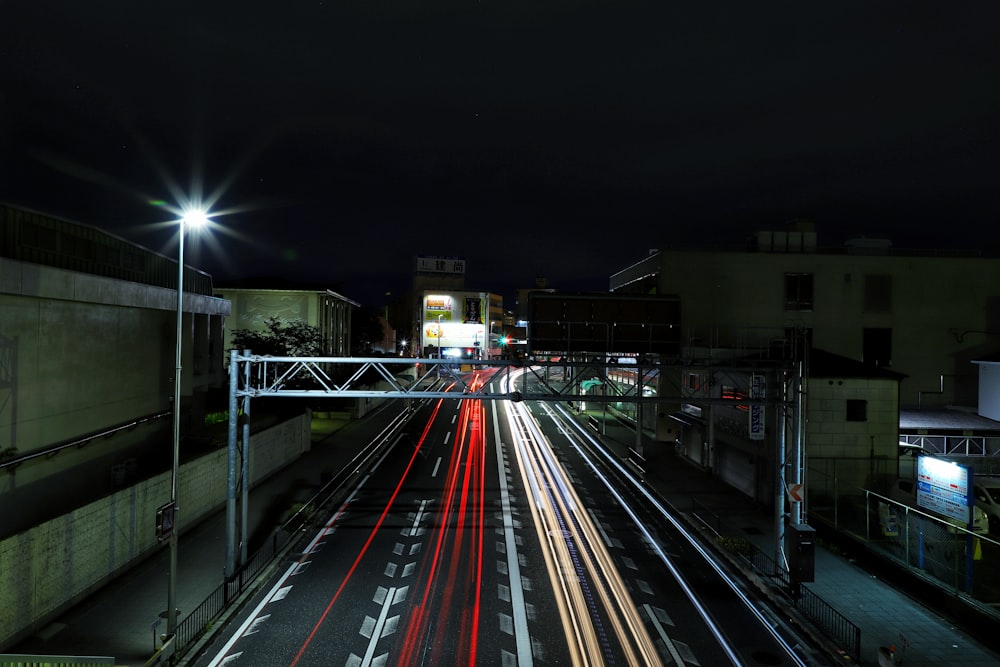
(693, 507), (862, 663)
(736, 545), (861, 662)
(166, 409), (411, 662)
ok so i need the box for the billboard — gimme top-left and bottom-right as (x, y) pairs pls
(526, 293), (681, 354)
(916, 455), (972, 524)
(422, 292), (488, 352)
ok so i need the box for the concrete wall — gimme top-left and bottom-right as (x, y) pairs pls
(0, 413), (310, 650)
(0, 257), (230, 483)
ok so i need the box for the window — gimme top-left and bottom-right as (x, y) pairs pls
(863, 328), (892, 366)
(784, 273), (814, 311)
(864, 275), (892, 313)
(846, 399), (867, 422)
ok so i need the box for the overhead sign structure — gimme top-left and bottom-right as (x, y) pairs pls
(526, 292), (681, 354)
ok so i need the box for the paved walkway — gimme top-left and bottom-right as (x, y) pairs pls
(5, 409), (1000, 666)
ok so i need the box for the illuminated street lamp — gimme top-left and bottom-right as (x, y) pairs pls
(167, 207), (208, 638)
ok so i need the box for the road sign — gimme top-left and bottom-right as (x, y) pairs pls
(156, 501), (175, 542)
(787, 483), (804, 503)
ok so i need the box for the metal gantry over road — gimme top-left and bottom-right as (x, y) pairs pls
(223, 351), (804, 580)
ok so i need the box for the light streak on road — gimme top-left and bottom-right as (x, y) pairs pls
(398, 374), (488, 665)
(502, 372), (663, 666)
(510, 366), (811, 667)
(285, 400), (447, 667)
(547, 399), (810, 667)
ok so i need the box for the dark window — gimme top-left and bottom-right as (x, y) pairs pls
(863, 328), (892, 366)
(846, 399), (867, 422)
(784, 273), (814, 311)
(864, 275), (892, 313)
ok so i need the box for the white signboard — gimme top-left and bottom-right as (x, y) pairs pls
(916, 455), (972, 524)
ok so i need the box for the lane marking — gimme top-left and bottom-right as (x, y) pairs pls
(644, 603), (686, 667)
(492, 400), (533, 666)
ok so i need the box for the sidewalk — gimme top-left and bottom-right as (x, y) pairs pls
(7, 409), (1000, 666)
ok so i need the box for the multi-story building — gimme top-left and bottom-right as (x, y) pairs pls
(611, 228), (1000, 410)
(416, 289), (503, 359)
(609, 227), (1000, 508)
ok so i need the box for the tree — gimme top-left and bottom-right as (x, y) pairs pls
(230, 317), (323, 357)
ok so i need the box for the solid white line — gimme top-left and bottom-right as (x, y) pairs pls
(493, 400), (533, 667)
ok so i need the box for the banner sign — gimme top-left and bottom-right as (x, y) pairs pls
(749, 374), (765, 441)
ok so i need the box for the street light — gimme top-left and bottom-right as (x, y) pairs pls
(167, 207), (208, 638)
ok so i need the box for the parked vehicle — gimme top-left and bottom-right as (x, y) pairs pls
(973, 477), (1000, 532)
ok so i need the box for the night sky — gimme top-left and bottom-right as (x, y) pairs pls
(2, 2), (998, 307)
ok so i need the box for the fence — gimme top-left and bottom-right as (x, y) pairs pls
(164, 409), (413, 662)
(808, 461), (1000, 605)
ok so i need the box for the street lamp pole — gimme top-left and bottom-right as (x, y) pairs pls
(167, 209), (207, 637)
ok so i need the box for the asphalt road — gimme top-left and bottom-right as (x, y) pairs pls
(190, 369), (825, 666)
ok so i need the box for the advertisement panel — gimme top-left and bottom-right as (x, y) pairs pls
(916, 455), (972, 524)
(422, 292), (488, 354)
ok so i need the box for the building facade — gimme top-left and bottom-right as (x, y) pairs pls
(610, 229), (1000, 508)
(611, 232), (1000, 410)
(417, 289), (503, 359)
(214, 286), (358, 357)
(0, 204), (230, 493)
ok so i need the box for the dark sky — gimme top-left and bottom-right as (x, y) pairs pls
(2, 2), (999, 307)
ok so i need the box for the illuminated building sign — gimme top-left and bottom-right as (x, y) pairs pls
(422, 292), (488, 353)
(417, 256), (466, 275)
